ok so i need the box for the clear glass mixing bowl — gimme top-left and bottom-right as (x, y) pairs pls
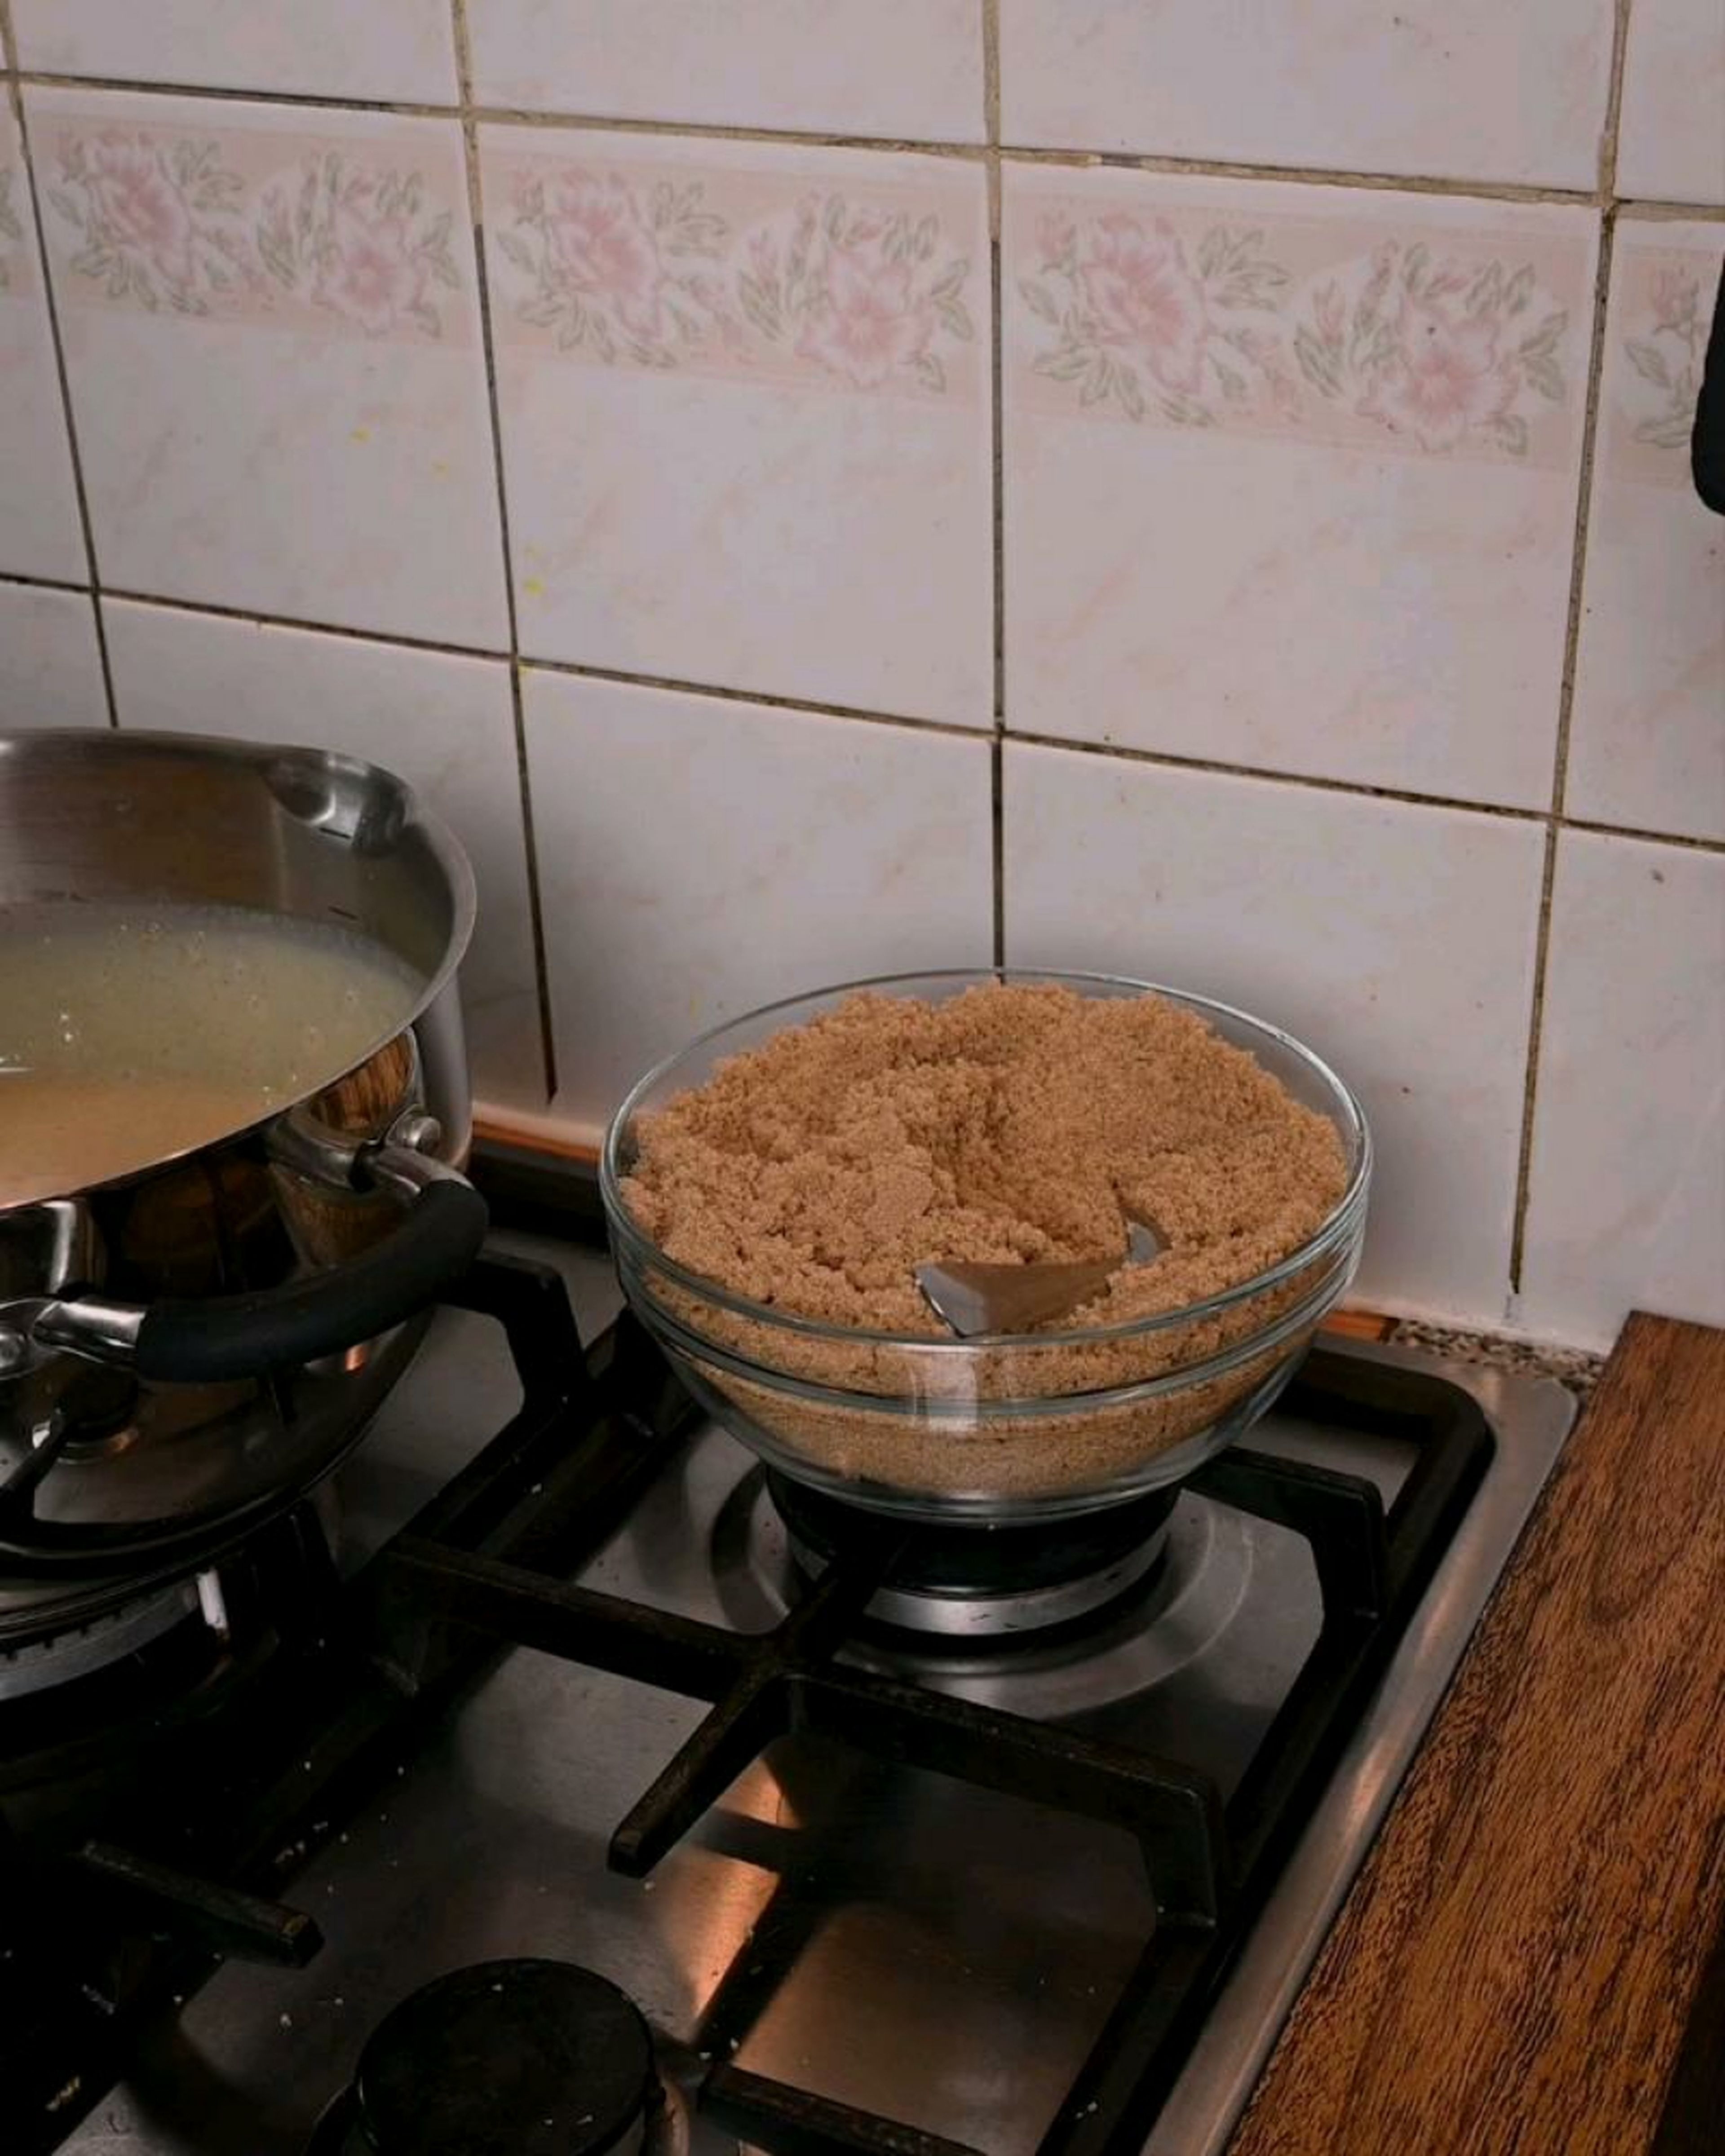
(601, 971), (1371, 1524)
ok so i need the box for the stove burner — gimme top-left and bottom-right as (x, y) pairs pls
(310, 1960), (656, 2156)
(0, 1574), (199, 1704)
(767, 1470), (1178, 1638)
(0, 1497), (336, 1819)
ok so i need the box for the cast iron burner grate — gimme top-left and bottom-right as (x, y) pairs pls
(381, 1318), (1492, 2156)
(0, 1250), (1492, 2156)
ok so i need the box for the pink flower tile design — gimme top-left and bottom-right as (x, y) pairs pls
(1002, 166), (1595, 808)
(1603, 244), (1719, 480)
(498, 167), (726, 365)
(1, 102), (84, 582)
(42, 120), (462, 340)
(0, 164), (28, 293)
(1566, 222), (1725, 845)
(27, 88), (506, 648)
(491, 150), (978, 401)
(758, 199), (973, 393)
(481, 128), (991, 725)
(1018, 198), (1578, 465)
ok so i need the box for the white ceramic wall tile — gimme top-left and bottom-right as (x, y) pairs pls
(523, 672), (995, 1131)
(1568, 221), (1725, 843)
(1003, 742), (1547, 1323)
(1617, 0), (1725, 205)
(999, 0), (1616, 190)
(482, 129), (991, 727)
(1519, 833), (1725, 1348)
(469, 2), (984, 144)
(102, 599), (546, 1112)
(0, 582), (107, 728)
(1003, 166), (1596, 808)
(12, 1), (459, 106)
(0, 103), (86, 580)
(28, 90), (509, 650)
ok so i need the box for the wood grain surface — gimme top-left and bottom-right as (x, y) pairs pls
(1229, 1312), (1725, 2156)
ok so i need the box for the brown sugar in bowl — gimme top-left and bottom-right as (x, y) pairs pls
(602, 972), (1371, 1523)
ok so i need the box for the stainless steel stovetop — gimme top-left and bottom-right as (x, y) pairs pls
(65, 1237), (1574, 2156)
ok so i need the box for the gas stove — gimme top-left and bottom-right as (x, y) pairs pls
(5, 1192), (1574, 2156)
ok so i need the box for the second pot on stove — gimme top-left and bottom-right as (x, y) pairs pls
(0, 730), (488, 1630)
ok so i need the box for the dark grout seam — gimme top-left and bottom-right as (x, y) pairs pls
(1506, 0), (1637, 1305)
(521, 652), (998, 745)
(6, 574), (511, 663)
(985, 0), (1006, 968)
(15, 67), (455, 120)
(1005, 729), (1552, 822)
(1506, 821), (1562, 1305)
(5, 11), (119, 729)
(451, 0), (558, 1105)
(5, 567), (1721, 858)
(15, 60), (1722, 222)
(1563, 817), (1725, 855)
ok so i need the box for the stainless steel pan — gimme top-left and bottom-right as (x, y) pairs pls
(0, 729), (489, 1598)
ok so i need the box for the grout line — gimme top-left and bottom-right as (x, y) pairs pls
(1006, 729), (1552, 821)
(991, 739), (1006, 965)
(17, 68), (456, 119)
(18, 62), (1710, 219)
(1616, 199), (1725, 223)
(41, 577), (511, 663)
(998, 142), (1608, 210)
(1507, 4), (1634, 1302)
(1549, 215), (1620, 833)
(506, 656), (561, 1100)
(1507, 822), (1561, 1304)
(981, 0), (1000, 151)
(521, 652), (997, 743)
(0, 569), (85, 596)
(984, 0), (1006, 968)
(1564, 817), (1725, 856)
(451, 0), (557, 1105)
(470, 101), (984, 160)
(1599, 0), (1634, 199)
(6, 11), (119, 729)
(10, 561), (1719, 854)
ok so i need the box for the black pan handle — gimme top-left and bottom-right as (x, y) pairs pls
(31, 1144), (487, 1384)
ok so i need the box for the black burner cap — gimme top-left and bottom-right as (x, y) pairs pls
(769, 1470), (1178, 1599)
(351, 1959), (654, 2156)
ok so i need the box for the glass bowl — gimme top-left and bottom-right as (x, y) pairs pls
(601, 971), (1371, 1524)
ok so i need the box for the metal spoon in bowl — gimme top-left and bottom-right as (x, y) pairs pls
(915, 1214), (1165, 1339)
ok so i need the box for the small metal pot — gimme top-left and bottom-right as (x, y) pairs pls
(0, 730), (490, 1613)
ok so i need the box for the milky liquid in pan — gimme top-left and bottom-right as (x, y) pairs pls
(0, 904), (426, 1208)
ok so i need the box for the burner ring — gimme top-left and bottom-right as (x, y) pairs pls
(0, 1574), (199, 1701)
(769, 1471), (1178, 1639)
(787, 1524), (1171, 1636)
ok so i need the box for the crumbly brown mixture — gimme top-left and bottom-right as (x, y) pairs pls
(622, 982), (1348, 1335)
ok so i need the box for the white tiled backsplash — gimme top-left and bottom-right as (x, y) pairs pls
(1, 4), (1720, 1351)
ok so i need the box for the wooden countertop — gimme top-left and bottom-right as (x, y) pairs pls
(1229, 1311), (1725, 2156)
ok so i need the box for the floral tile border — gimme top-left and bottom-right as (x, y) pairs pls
(1601, 237), (1724, 489)
(484, 145), (983, 406)
(33, 113), (469, 343)
(1, 137), (36, 300)
(1009, 190), (1593, 470)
